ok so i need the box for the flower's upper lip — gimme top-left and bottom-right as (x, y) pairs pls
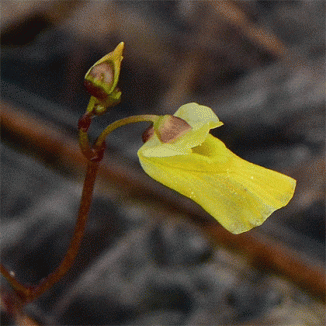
(174, 102), (223, 130)
(139, 103), (223, 158)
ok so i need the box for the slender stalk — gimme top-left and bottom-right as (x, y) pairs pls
(26, 160), (100, 302)
(86, 96), (97, 114)
(78, 129), (93, 160)
(95, 114), (159, 147)
(0, 264), (31, 300)
(78, 111), (93, 160)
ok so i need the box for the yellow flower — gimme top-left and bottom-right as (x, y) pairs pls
(137, 103), (296, 234)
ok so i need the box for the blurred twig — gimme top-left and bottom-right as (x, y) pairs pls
(160, 0), (289, 112)
(212, 0), (287, 58)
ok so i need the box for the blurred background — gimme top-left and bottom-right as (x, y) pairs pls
(1, 1), (325, 325)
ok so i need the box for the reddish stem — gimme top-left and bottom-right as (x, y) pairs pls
(28, 160), (99, 302)
(0, 265), (31, 300)
(1, 160), (100, 303)
(78, 113), (92, 132)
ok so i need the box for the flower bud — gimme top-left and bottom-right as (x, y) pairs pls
(84, 42), (124, 110)
(84, 62), (114, 100)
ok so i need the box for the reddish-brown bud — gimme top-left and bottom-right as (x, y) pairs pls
(142, 115), (192, 144)
(155, 115), (192, 143)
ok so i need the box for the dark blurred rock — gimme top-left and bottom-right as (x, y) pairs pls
(54, 225), (221, 325)
(131, 310), (185, 326)
(60, 295), (135, 325)
(288, 200), (325, 245)
(144, 278), (194, 314)
(226, 277), (283, 322)
(1, 13), (52, 46)
(1, 144), (57, 220)
(149, 220), (213, 267)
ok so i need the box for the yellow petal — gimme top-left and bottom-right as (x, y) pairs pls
(173, 103), (223, 149)
(138, 134), (296, 234)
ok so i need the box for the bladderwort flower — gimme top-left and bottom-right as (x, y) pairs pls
(138, 103), (296, 234)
